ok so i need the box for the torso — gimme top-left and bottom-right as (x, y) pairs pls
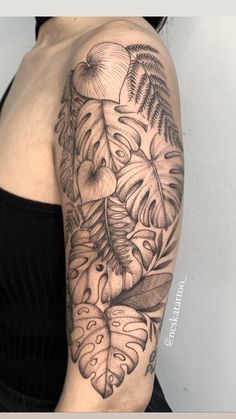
(0, 40), (76, 204)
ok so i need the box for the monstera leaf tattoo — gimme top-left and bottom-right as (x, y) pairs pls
(76, 99), (145, 172)
(70, 303), (148, 398)
(55, 41), (184, 398)
(117, 136), (184, 228)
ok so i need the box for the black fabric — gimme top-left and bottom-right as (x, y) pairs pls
(0, 76), (15, 115)
(35, 17), (53, 40)
(0, 184), (172, 411)
(143, 16), (168, 32)
(0, 185), (68, 400)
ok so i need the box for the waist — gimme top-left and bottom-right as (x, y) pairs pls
(0, 184), (68, 399)
(0, 307), (68, 399)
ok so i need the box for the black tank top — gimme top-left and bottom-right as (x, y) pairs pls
(0, 18), (172, 411)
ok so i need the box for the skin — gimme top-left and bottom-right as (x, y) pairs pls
(0, 17), (184, 412)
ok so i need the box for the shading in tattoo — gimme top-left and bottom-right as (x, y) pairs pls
(145, 348), (158, 376)
(125, 44), (182, 148)
(64, 202), (82, 246)
(55, 41), (184, 398)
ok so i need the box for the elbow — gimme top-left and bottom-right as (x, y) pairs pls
(55, 389), (152, 413)
(97, 391), (152, 413)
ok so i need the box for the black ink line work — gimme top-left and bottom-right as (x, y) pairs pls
(55, 41), (184, 398)
(145, 348), (158, 376)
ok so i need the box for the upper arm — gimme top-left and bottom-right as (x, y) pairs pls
(53, 22), (184, 412)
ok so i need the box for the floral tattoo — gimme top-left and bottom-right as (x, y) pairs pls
(55, 42), (184, 399)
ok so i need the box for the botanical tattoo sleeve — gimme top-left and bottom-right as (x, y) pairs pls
(55, 42), (184, 399)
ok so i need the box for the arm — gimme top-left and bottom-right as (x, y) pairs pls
(53, 22), (184, 412)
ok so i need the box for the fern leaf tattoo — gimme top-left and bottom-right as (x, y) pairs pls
(126, 44), (182, 149)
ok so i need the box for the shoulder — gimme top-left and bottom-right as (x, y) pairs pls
(70, 18), (180, 119)
(67, 18), (181, 135)
(70, 18), (178, 83)
(59, 18), (183, 150)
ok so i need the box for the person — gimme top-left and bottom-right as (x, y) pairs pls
(0, 16), (184, 412)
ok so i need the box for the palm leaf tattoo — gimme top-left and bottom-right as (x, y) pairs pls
(110, 272), (173, 343)
(64, 202), (83, 246)
(55, 70), (87, 201)
(81, 196), (144, 303)
(110, 272), (172, 313)
(55, 41), (184, 398)
(150, 214), (180, 272)
(82, 196), (136, 275)
(126, 44), (182, 149)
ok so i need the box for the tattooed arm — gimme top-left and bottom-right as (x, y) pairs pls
(53, 23), (184, 412)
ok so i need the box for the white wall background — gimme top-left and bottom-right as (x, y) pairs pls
(0, 17), (235, 412)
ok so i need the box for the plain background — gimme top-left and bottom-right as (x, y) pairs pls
(0, 17), (235, 412)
